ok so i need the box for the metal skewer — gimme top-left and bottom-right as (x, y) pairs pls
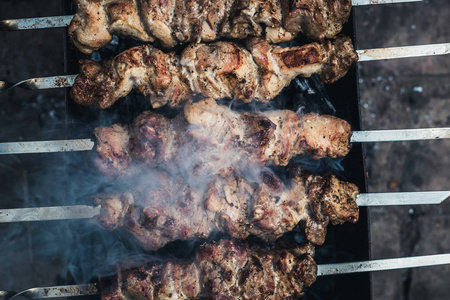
(0, 0), (423, 31)
(0, 15), (73, 31)
(0, 139), (94, 154)
(357, 42), (450, 61)
(0, 42), (448, 93)
(317, 253), (450, 275)
(1, 252), (449, 299)
(0, 75), (77, 92)
(0, 205), (101, 223)
(349, 128), (450, 142)
(353, 0), (422, 4)
(0, 127), (448, 155)
(0, 283), (98, 300)
(0, 191), (448, 223)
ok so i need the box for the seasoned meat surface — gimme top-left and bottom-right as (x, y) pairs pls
(68, 0), (352, 54)
(100, 261), (201, 300)
(93, 167), (359, 250)
(282, 0), (352, 41)
(293, 112), (353, 160)
(94, 169), (217, 250)
(71, 44), (190, 109)
(92, 99), (352, 179)
(288, 164), (359, 245)
(69, 0), (115, 54)
(180, 41), (264, 102)
(93, 124), (132, 178)
(247, 36), (356, 98)
(196, 240), (316, 299)
(99, 239), (317, 300)
(71, 37), (358, 109)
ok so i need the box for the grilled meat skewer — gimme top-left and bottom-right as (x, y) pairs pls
(3, 43), (449, 95)
(99, 239), (317, 300)
(6, 254), (450, 300)
(94, 167), (359, 250)
(71, 36), (357, 109)
(93, 98), (352, 178)
(69, 0), (352, 54)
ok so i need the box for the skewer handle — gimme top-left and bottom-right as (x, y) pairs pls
(0, 139), (94, 154)
(0, 284), (98, 300)
(0, 206), (101, 223)
(0, 15), (73, 30)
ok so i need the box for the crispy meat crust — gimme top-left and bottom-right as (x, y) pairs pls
(71, 37), (357, 109)
(93, 167), (359, 250)
(288, 164), (359, 245)
(99, 239), (317, 300)
(282, 0), (352, 40)
(68, 0), (352, 54)
(92, 99), (352, 178)
(71, 44), (190, 109)
(99, 261), (200, 300)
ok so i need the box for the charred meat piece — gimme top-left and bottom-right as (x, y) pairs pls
(92, 99), (352, 179)
(71, 36), (357, 109)
(93, 167), (359, 250)
(99, 239), (317, 300)
(68, 0), (352, 54)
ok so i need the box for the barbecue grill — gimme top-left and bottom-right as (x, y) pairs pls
(0, 0), (449, 299)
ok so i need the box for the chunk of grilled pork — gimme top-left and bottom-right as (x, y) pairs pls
(92, 99), (352, 178)
(93, 167), (359, 250)
(69, 0), (352, 54)
(71, 36), (357, 109)
(99, 239), (317, 300)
